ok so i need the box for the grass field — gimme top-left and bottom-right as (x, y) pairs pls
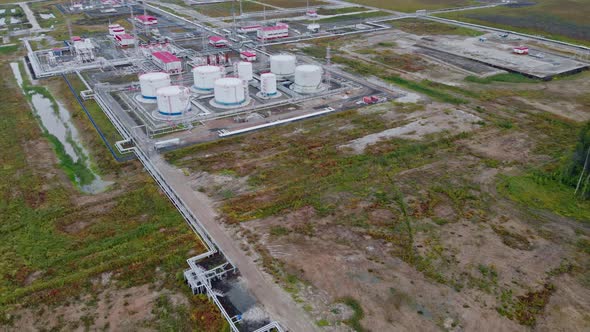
(195, 1), (264, 17)
(316, 6), (370, 15)
(436, 0), (590, 46)
(498, 174), (590, 222)
(346, 0), (476, 12)
(259, 0), (327, 8)
(391, 18), (483, 36)
(465, 73), (540, 84)
(317, 10), (390, 23)
(0, 54), (224, 330)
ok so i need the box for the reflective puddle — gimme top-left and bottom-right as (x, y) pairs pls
(10, 62), (111, 193)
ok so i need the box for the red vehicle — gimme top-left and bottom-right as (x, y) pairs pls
(363, 96), (381, 104)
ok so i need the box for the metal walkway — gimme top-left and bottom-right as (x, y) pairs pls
(87, 79), (284, 332)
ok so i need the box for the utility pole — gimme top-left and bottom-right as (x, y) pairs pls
(130, 4), (139, 57)
(326, 45), (331, 91)
(232, 0), (237, 37)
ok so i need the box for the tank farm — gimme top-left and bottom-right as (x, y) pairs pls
(24, 2), (397, 331)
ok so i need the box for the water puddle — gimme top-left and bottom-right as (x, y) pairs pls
(10, 62), (111, 194)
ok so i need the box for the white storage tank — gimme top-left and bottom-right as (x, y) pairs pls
(214, 77), (246, 107)
(293, 65), (323, 94)
(260, 73), (277, 96)
(270, 54), (296, 77)
(156, 86), (191, 116)
(192, 65), (222, 91)
(139, 72), (171, 100)
(237, 61), (253, 81)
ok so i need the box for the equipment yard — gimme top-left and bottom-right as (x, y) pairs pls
(2, 0), (590, 331)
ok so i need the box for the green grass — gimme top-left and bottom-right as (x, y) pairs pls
(166, 108), (470, 224)
(466, 73), (540, 84)
(316, 6), (369, 15)
(317, 10), (389, 23)
(0, 44), (18, 54)
(15, 67), (97, 188)
(436, 0), (590, 46)
(195, 1), (264, 17)
(498, 174), (590, 222)
(338, 297), (365, 331)
(0, 61), (221, 328)
(331, 55), (468, 104)
(44, 133), (96, 186)
(61, 73), (127, 164)
(496, 283), (555, 326)
(392, 18), (484, 36)
(345, 0), (476, 12)
(383, 75), (469, 104)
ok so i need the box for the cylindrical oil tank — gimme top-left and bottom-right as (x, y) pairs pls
(214, 77), (246, 106)
(260, 72), (277, 96)
(293, 64), (322, 94)
(139, 72), (171, 99)
(270, 54), (296, 76)
(192, 65), (222, 91)
(237, 61), (253, 81)
(156, 86), (191, 116)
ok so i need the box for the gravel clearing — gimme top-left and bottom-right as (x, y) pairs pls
(342, 109), (482, 153)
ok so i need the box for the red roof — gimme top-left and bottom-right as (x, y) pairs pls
(152, 51), (180, 64)
(71, 36), (82, 41)
(262, 24), (288, 31)
(116, 34), (134, 40)
(241, 51), (256, 57)
(136, 15), (157, 22)
(514, 46), (529, 50)
(209, 36), (227, 43)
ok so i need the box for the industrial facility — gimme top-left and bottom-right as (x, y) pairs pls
(19, 1), (590, 331)
(25, 0), (391, 139)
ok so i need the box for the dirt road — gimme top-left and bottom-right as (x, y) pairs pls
(151, 155), (319, 332)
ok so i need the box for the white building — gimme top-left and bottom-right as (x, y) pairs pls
(257, 24), (289, 40)
(152, 51), (182, 74)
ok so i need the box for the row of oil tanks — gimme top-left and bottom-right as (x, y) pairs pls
(138, 54), (322, 116)
(270, 54), (323, 94)
(138, 72), (191, 117)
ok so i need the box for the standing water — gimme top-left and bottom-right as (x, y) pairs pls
(10, 62), (111, 193)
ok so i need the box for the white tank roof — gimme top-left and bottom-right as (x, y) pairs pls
(157, 85), (185, 96)
(271, 54), (295, 61)
(140, 72), (170, 81)
(216, 77), (243, 86)
(214, 78), (246, 106)
(260, 72), (277, 96)
(193, 65), (221, 73)
(293, 65), (322, 93)
(193, 66), (222, 91)
(296, 64), (321, 73)
(237, 61), (253, 81)
(156, 85), (190, 116)
(270, 54), (296, 76)
(139, 72), (171, 99)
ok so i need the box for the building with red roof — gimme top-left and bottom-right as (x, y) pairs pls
(135, 15), (158, 26)
(115, 34), (135, 47)
(152, 51), (182, 73)
(240, 51), (257, 61)
(257, 24), (289, 40)
(209, 36), (228, 48)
